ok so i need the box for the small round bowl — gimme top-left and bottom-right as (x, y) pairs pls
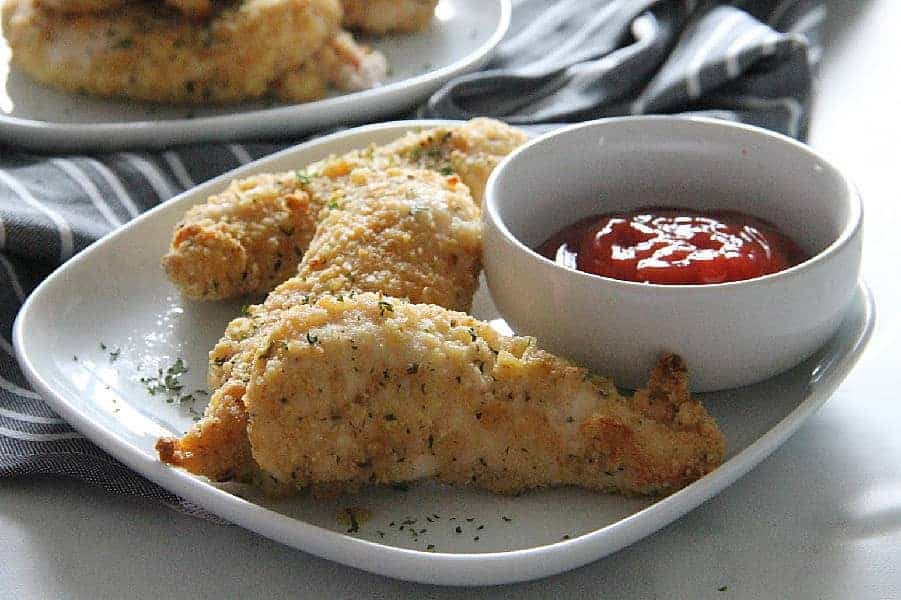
(483, 116), (862, 392)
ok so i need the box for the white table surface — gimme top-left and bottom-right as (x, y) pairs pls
(3, 2), (900, 598)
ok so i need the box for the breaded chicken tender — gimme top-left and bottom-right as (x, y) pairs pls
(342, 0), (437, 34)
(164, 293), (725, 496)
(249, 296), (724, 496)
(2, 0), (342, 103)
(208, 167), (481, 385)
(162, 119), (527, 300)
(272, 29), (388, 102)
(157, 167), (483, 484)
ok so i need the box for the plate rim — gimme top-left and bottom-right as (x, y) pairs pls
(0, 0), (511, 151)
(12, 121), (876, 586)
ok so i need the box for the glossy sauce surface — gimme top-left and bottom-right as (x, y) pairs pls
(538, 208), (807, 285)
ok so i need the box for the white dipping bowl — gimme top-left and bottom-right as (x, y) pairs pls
(483, 116), (862, 392)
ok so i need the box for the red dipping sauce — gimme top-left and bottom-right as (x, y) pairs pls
(538, 208), (807, 285)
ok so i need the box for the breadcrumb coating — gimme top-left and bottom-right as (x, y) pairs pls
(2, 0), (342, 103)
(162, 293), (726, 496)
(162, 119), (527, 300)
(158, 167), (482, 484)
(32, 0), (125, 14)
(341, 0), (437, 34)
(272, 29), (388, 102)
(33, 0), (436, 30)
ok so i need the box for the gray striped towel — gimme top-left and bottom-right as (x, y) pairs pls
(0, 0), (826, 520)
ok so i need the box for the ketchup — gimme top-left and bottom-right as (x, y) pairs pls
(537, 208), (806, 285)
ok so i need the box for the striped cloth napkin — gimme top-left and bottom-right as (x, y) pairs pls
(0, 0), (826, 518)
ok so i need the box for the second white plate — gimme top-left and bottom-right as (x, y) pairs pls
(14, 121), (875, 585)
(0, 0), (509, 151)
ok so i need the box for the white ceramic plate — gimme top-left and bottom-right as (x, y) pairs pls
(14, 122), (875, 586)
(0, 0), (509, 152)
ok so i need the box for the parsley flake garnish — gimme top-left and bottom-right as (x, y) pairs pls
(140, 357), (202, 418)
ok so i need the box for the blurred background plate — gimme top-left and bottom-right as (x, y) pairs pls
(0, 0), (509, 151)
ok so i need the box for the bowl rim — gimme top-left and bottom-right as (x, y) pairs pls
(484, 115), (863, 291)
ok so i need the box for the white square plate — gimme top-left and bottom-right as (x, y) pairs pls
(13, 121), (875, 585)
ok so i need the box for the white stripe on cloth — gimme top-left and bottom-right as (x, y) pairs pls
(0, 253), (25, 303)
(686, 10), (748, 99)
(0, 407), (64, 425)
(724, 25), (772, 78)
(163, 151), (196, 190)
(535, 0), (627, 71)
(51, 158), (124, 228)
(0, 337), (43, 399)
(790, 5), (826, 34)
(228, 143), (254, 165)
(0, 168), (75, 262)
(0, 425), (83, 442)
(120, 152), (179, 201)
(0, 376), (43, 400)
(790, 5), (825, 67)
(85, 158), (142, 218)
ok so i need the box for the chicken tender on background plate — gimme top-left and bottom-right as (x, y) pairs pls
(272, 29), (388, 102)
(161, 119), (527, 300)
(162, 0), (214, 19)
(342, 0), (438, 34)
(33, 0), (125, 14)
(157, 167), (483, 485)
(33, 0), (210, 18)
(2, 0), (342, 103)
(36, 0), (438, 27)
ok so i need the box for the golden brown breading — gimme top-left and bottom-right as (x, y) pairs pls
(162, 119), (527, 300)
(271, 29), (388, 103)
(161, 172), (319, 301)
(341, 0), (437, 34)
(32, 0), (435, 29)
(157, 167), (483, 483)
(168, 293), (726, 496)
(163, 0), (211, 19)
(208, 166), (480, 383)
(31, 0), (205, 18)
(2, 0), (342, 103)
(32, 0), (127, 14)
